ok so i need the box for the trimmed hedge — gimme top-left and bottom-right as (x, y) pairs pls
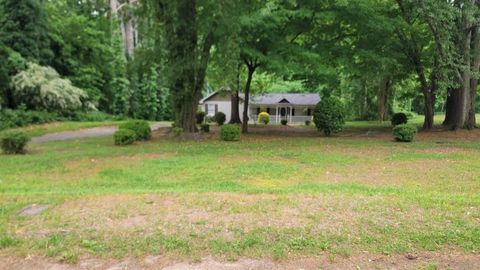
(114, 129), (136, 145)
(313, 97), (345, 136)
(0, 130), (30, 154)
(200, 123), (210, 133)
(393, 124), (417, 142)
(258, 112), (270, 125)
(196, 111), (206, 124)
(220, 124), (240, 141)
(119, 120), (151, 140)
(391, 112), (408, 126)
(214, 112), (226, 126)
(281, 119), (288, 126)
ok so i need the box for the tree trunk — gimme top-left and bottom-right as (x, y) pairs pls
(230, 91), (242, 124)
(229, 65), (242, 124)
(423, 91), (435, 129)
(443, 87), (462, 128)
(242, 66), (256, 133)
(377, 77), (391, 121)
(466, 25), (480, 129)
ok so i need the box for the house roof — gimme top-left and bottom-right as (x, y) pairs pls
(242, 93), (321, 106)
(201, 90), (321, 106)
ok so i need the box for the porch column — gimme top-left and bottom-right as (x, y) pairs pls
(289, 106), (292, 122)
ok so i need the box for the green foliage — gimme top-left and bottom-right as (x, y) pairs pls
(0, 130), (30, 154)
(305, 120), (311, 126)
(196, 111), (206, 124)
(258, 112), (270, 125)
(11, 63), (88, 112)
(313, 97), (346, 136)
(172, 127), (184, 137)
(214, 112), (226, 126)
(220, 124), (240, 141)
(281, 119), (288, 126)
(391, 113), (408, 126)
(69, 111), (125, 122)
(200, 123), (210, 133)
(113, 129), (136, 146)
(0, 107), (59, 131)
(119, 120), (151, 141)
(0, 0), (52, 64)
(392, 124), (417, 142)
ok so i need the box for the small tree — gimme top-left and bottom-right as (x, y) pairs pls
(313, 97), (345, 136)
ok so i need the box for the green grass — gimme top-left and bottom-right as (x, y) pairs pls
(0, 121), (479, 263)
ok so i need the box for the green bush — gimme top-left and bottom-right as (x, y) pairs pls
(0, 108), (59, 131)
(258, 112), (270, 125)
(393, 124), (417, 142)
(391, 113), (408, 126)
(196, 111), (206, 124)
(214, 112), (226, 126)
(119, 120), (151, 140)
(200, 123), (210, 133)
(313, 97), (345, 136)
(70, 111), (124, 122)
(113, 129), (136, 145)
(305, 120), (311, 126)
(220, 124), (240, 141)
(0, 131), (30, 154)
(172, 127), (183, 137)
(281, 119), (288, 125)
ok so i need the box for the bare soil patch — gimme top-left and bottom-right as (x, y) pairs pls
(1, 252), (479, 270)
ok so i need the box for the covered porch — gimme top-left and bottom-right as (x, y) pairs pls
(249, 105), (313, 124)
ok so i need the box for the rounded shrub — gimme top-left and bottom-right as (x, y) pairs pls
(391, 113), (408, 126)
(392, 124), (417, 142)
(220, 124), (240, 141)
(305, 120), (311, 126)
(281, 119), (288, 126)
(119, 120), (151, 140)
(0, 130), (30, 154)
(258, 112), (270, 125)
(214, 112), (226, 126)
(196, 111), (206, 124)
(113, 129), (136, 146)
(313, 97), (345, 136)
(200, 123), (210, 133)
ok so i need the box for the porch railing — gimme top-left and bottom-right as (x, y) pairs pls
(251, 115), (313, 124)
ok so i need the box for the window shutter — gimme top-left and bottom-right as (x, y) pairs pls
(215, 104), (218, 114)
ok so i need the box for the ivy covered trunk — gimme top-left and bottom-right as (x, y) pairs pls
(160, 0), (215, 133)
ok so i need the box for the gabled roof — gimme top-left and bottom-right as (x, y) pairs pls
(201, 90), (321, 106)
(244, 93), (321, 106)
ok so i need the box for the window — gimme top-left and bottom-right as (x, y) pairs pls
(307, 108), (312, 116)
(266, 108), (270, 114)
(207, 104), (216, 116)
(256, 108), (261, 115)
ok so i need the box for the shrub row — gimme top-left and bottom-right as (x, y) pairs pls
(114, 120), (151, 145)
(0, 108), (125, 131)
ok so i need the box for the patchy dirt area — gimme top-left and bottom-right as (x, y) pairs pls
(1, 252), (479, 270)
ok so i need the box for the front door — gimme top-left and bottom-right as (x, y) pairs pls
(280, 107), (286, 117)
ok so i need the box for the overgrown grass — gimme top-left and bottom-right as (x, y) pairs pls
(0, 122), (479, 262)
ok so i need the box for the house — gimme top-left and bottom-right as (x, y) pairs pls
(200, 90), (321, 124)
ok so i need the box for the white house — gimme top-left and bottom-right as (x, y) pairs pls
(200, 90), (320, 124)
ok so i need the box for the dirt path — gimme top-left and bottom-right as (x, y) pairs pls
(31, 123), (169, 143)
(1, 252), (478, 270)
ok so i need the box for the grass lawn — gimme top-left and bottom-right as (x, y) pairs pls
(11, 121), (129, 137)
(0, 118), (479, 268)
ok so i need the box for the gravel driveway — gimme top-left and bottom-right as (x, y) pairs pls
(31, 123), (168, 143)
